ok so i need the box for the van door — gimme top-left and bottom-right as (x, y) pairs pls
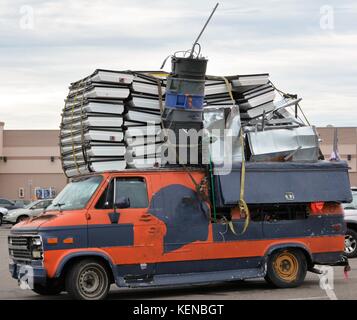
(87, 175), (161, 278)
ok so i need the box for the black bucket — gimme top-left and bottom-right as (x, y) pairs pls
(171, 57), (208, 80)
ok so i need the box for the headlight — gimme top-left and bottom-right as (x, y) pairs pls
(32, 238), (42, 246)
(30, 237), (43, 260)
(32, 250), (43, 259)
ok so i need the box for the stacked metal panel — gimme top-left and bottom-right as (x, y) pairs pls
(60, 70), (166, 177)
(124, 75), (165, 168)
(60, 70), (320, 177)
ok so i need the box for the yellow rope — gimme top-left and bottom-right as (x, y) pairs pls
(221, 76), (250, 235)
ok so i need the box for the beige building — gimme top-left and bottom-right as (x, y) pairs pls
(0, 122), (67, 201)
(0, 122), (356, 201)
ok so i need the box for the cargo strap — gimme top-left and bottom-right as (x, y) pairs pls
(80, 81), (90, 172)
(221, 76), (250, 235)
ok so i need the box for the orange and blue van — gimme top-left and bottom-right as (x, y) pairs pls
(8, 161), (352, 300)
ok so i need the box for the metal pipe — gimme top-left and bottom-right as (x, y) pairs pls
(190, 3), (219, 58)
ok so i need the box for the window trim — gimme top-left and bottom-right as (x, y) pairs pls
(114, 176), (149, 209)
(96, 176), (150, 210)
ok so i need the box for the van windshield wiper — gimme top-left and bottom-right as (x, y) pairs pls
(52, 203), (66, 212)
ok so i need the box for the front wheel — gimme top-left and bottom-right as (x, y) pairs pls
(265, 249), (307, 288)
(65, 259), (110, 300)
(345, 229), (357, 258)
(32, 281), (63, 296)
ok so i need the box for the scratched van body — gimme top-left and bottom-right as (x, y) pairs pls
(8, 168), (349, 300)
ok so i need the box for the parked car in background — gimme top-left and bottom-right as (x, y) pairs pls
(0, 198), (22, 211)
(12, 200), (31, 207)
(3, 199), (53, 225)
(0, 207), (8, 226)
(344, 188), (357, 258)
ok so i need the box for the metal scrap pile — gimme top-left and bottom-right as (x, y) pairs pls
(202, 74), (319, 164)
(60, 69), (319, 177)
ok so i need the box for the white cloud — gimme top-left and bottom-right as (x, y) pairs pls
(0, 0), (356, 128)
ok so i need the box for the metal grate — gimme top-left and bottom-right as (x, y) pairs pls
(9, 236), (28, 247)
(8, 236), (31, 261)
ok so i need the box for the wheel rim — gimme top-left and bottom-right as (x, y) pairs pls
(78, 266), (106, 299)
(273, 251), (299, 282)
(345, 235), (357, 254)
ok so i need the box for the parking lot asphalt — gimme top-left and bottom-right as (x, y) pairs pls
(1, 224), (357, 300)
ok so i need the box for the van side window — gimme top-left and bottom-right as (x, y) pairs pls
(256, 204), (309, 221)
(95, 178), (148, 209)
(115, 178), (148, 208)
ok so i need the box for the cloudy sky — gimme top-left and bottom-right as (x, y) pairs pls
(0, 0), (356, 129)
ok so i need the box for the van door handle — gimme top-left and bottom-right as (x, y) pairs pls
(139, 213), (152, 222)
(148, 226), (157, 234)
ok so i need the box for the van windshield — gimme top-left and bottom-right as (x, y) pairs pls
(47, 176), (103, 212)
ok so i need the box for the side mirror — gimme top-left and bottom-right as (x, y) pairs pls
(108, 197), (130, 224)
(115, 197), (130, 209)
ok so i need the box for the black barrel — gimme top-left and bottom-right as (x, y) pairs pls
(171, 57), (208, 80)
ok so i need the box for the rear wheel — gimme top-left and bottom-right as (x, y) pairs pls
(0, 213), (3, 226)
(345, 229), (357, 258)
(265, 249), (307, 288)
(65, 259), (110, 300)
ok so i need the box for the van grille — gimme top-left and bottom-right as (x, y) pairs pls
(8, 235), (42, 262)
(9, 237), (28, 247)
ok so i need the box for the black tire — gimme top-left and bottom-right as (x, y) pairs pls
(65, 259), (110, 300)
(32, 281), (63, 296)
(345, 229), (357, 258)
(265, 249), (307, 288)
(0, 213), (3, 226)
(16, 215), (29, 224)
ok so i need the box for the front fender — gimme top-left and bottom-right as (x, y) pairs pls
(54, 251), (117, 279)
